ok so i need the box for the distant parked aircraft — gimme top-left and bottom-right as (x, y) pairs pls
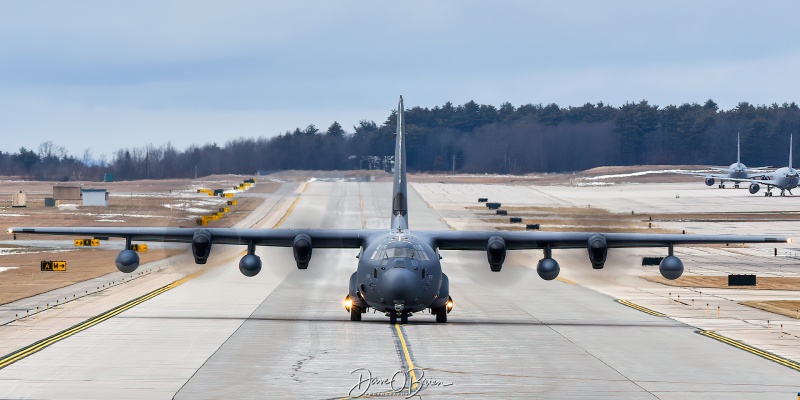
(737, 135), (799, 196)
(698, 133), (770, 189)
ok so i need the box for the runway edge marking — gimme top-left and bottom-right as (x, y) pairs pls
(0, 182), (310, 370)
(0, 271), (203, 370)
(697, 330), (800, 371)
(616, 299), (666, 317)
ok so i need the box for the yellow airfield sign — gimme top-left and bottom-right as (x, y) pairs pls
(74, 239), (100, 247)
(41, 261), (66, 271)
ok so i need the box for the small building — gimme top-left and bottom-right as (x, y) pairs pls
(81, 189), (109, 206)
(11, 191), (26, 207)
(53, 185), (82, 201)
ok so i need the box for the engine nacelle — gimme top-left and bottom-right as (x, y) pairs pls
(587, 234), (608, 269)
(192, 229), (212, 264)
(537, 258), (560, 280)
(659, 255), (684, 280)
(486, 236), (506, 272)
(704, 177), (715, 186)
(239, 254), (262, 277)
(115, 249), (140, 273)
(749, 183), (760, 194)
(292, 233), (312, 269)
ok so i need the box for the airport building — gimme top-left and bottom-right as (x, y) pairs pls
(81, 188), (109, 206)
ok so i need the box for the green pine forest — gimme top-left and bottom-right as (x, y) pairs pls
(2, 99), (800, 181)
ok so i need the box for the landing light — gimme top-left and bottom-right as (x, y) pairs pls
(788, 238), (794, 244)
(344, 296), (353, 312)
(6, 228), (12, 234)
(446, 299), (454, 311)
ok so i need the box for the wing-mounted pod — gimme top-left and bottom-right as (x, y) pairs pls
(192, 229), (212, 264)
(659, 255), (684, 280)
(704, 177), (715, 186)
(537, 245), (560, 280)
(293, 233), (313, 269)
(115, 239), (140, 273)
(587, 234), (608, 269)
(239, 242), (262, 277)
(749, 183), (760, 194)
(486, 236), (506, 272)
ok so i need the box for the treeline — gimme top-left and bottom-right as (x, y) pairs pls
(3, 99), (800, 181)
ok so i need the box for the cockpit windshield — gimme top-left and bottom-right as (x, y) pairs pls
(385, 247), (416, 258)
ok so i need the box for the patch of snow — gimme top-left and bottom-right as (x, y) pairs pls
(581, 169), (686, 181)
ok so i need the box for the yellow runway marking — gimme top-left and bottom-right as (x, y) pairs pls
(0, 270), (204, 370)
(394, 324), (419, 391)
(616, 299), (665, 317)
(698, 330), (800, 371)
(556, 277), (576, 285)
(0, 182), (310, 370)
(274, 182), (309, 228)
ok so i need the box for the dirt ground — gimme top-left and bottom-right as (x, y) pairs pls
(469, 204), (684, 234)
(0, 249), (184, 305)
(0, 175), (275, 305)
(740, 300), (800, 320)
(643, 275), (800, 290)
(410, 165), (706, 185)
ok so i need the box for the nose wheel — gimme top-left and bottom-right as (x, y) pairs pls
(388, 310), (409, 324)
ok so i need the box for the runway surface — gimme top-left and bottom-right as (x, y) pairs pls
(0, 180), (797, 399)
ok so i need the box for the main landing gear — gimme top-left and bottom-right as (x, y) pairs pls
(433, 305), (448, 323)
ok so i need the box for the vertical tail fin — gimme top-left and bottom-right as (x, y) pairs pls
(737, 132), (741, 165)
(790, 134), (794, 170)
(391, 96), (409, 230)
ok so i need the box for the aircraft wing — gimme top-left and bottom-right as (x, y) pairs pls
(7, 227), (383, 248)
(727, 177), (779, 187)
(424, 230), (788, 250)
(673, 170), (730, 179)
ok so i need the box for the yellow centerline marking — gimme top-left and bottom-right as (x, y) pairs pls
(616, 299), (665, 317)
(394, 324), (419, 391)
(698, 330), (800, 371)
(0, 182), (309, 370)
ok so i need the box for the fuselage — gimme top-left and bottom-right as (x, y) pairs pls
(771, 166), (800, 189)
(727, 162), (748, 179)
(351, 232), (444, 313)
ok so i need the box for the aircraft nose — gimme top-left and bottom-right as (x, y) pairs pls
(378, 267), (417, 305)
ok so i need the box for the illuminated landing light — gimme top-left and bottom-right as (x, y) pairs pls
(6, 228), (13, 234)
(344, 295), (353, 312)
(445, 297), (454, 313)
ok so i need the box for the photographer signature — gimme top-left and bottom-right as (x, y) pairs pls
(348, 367), (453, 398)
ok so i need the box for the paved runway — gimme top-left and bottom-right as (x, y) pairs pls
(0, 181), (797, 399)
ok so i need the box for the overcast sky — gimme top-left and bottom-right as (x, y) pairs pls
(1, 1), (800, 158)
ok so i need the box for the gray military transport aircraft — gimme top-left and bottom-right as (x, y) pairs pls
(697, 133), (769, 189)
(735, 135), (799, 196)
(7, 97), (791, 324)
